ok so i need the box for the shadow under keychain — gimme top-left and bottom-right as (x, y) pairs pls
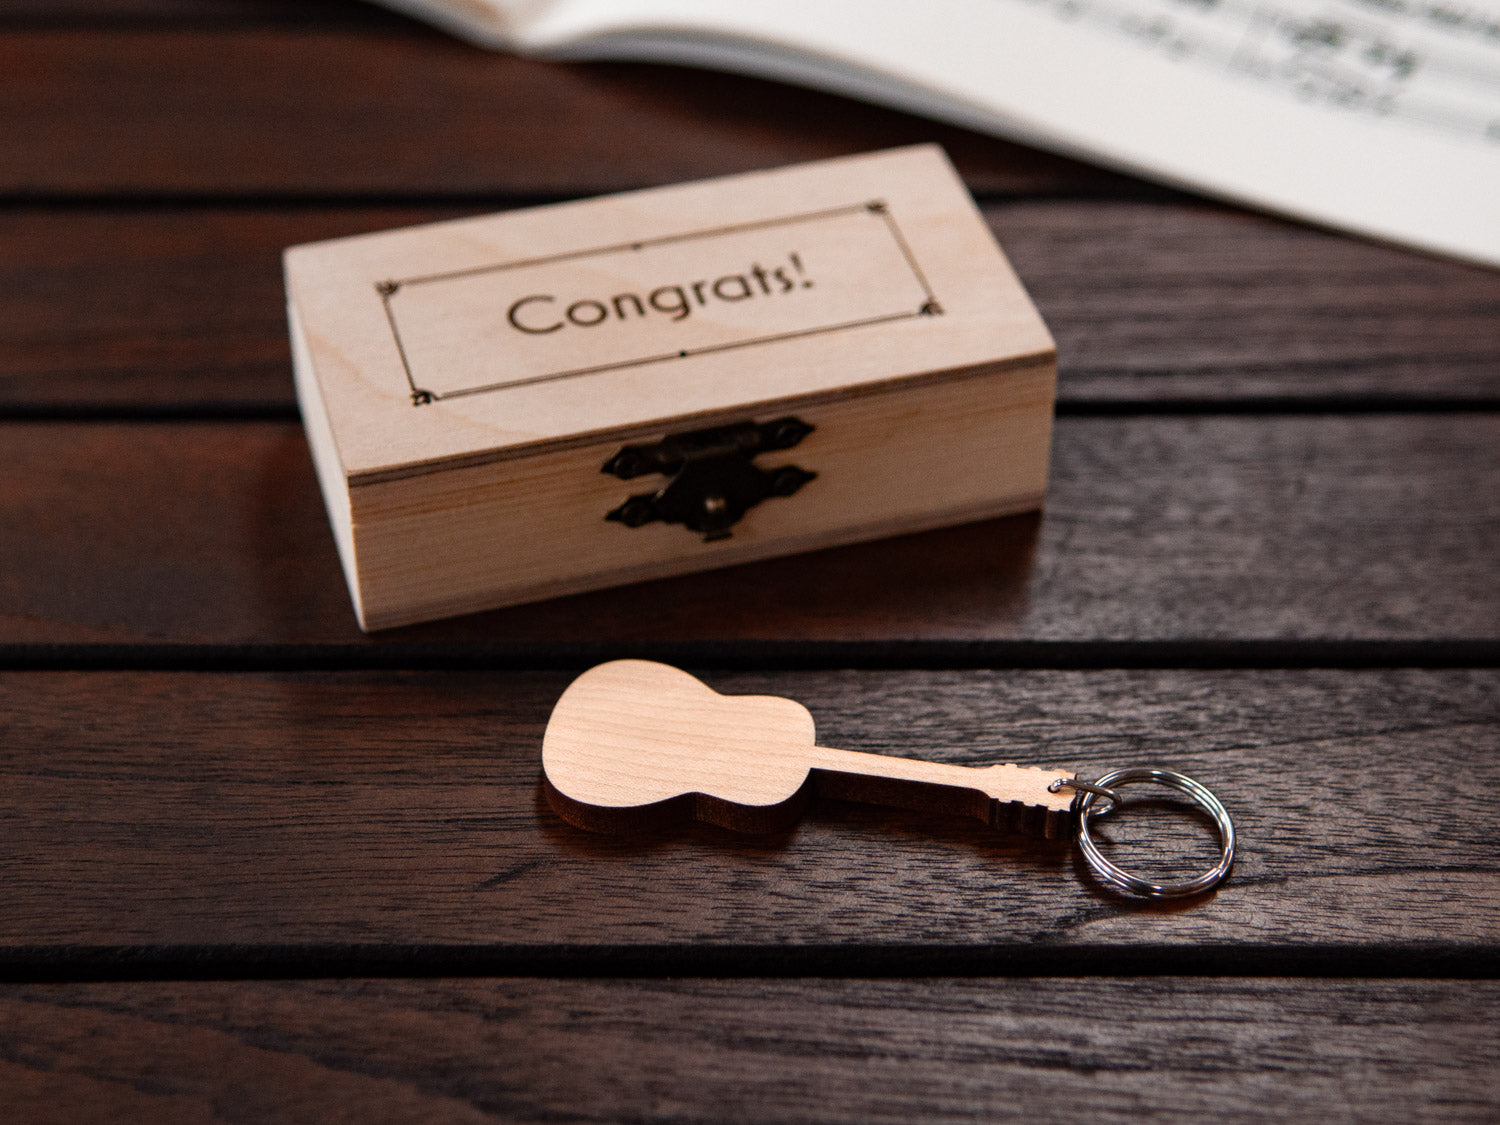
(541, 660), (1235, 899)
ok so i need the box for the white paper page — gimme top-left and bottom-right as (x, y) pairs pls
(379, 0), (1500, 266)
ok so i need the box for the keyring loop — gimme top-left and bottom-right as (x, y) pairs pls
(1075, 767), (1235, 899)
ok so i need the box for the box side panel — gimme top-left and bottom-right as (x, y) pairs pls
(289, 298), (367, 628)
(346, 359), (1055, 630)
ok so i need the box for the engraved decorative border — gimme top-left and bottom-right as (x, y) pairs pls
(375, 200), (941, 407)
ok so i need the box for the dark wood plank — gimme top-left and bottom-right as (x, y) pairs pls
(998, 202), (1500, 403)
(1, 669), (1495, 959)
(3, 977), (1498, 1122)
(1, 415), (1494, 647)
(0, 207), (437, 412)
(0, 0), (395, 24)
(4, 203), (1495, 413)
(0, 30), (1108, 199)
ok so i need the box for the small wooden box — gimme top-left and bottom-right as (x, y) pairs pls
(285, 145), (1055, 630)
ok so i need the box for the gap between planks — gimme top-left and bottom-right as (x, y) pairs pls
(5, 401), (1500, 424)
(3, 942), (1500, 984)
(2, 640), (1499, 673)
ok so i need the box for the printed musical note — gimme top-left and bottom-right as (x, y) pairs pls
(1007, 0), (1500, 142)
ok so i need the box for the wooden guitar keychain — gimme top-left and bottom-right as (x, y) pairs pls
(542, 660), (1235, 899)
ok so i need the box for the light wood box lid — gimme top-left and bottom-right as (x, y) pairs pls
(284, 144), (1053, 485)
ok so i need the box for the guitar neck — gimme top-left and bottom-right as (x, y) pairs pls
(806, 745), (1076, 839)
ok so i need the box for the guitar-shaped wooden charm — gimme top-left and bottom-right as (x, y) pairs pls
(543, 659), (1075, 838)
(542, 660), (1237, 898)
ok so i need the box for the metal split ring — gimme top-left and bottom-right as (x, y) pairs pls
(1062, 767), (1235, 899)
(1048, 777), (1121, 816)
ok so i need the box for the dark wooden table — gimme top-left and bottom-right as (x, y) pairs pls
(3, 2), (1498, 1119)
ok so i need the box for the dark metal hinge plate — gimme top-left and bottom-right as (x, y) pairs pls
(603, 416), (816, 540)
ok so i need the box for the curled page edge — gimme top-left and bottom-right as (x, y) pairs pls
(372, 0), (531, 48)
(366, 0), (1500, 269)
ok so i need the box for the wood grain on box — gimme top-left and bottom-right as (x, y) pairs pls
(285, 145), (1056, 628)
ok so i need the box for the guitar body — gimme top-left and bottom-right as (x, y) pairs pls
(543, 659), (820, 833)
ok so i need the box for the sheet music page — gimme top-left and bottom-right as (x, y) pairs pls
(1000, 0), (1500, 148)
(384, 0), (1500, 265)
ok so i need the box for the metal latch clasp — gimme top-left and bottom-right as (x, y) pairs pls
(602, 417), (816, 541)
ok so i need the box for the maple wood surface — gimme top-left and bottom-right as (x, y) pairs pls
(2, 0), (1496, 1119)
